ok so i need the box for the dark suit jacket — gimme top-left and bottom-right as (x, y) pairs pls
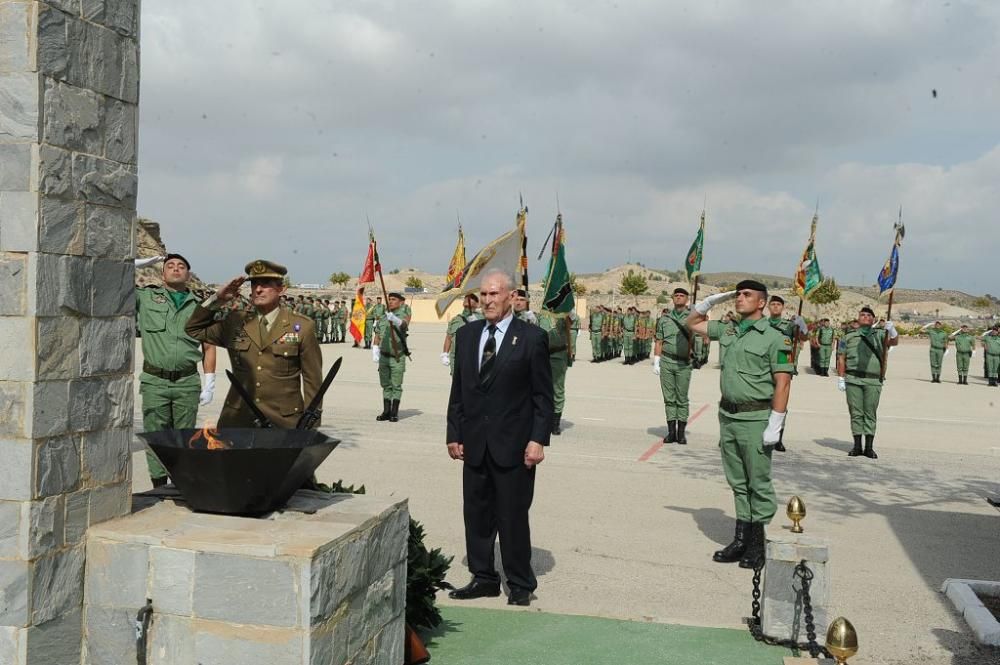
(446, 316), (554, 467)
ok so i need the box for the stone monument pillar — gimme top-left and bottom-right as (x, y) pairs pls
(1, 1), (139, 662)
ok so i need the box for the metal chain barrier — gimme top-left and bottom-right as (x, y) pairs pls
(747, 559), (831, 659)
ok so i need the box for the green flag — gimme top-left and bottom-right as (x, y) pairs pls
(794, 213), (823, 297)
(684, 212), (705, 282)
(542, 215), (574, 313)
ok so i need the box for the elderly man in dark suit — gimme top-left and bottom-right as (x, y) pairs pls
(446, 268), (554, 607)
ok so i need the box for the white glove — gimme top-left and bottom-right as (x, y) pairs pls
(199, 373), (215, 406)
(921, 322), (934, 331)
(763, 410), (786, 445)
(972, 349), (977, 358)
(372, 347), (380, 363)
(944, 349), (950, 358)
(794, 316), (808, 336)
(135, 255), (165, 269)
(440, 352), (450, 367)
(884, 321), (898, 339)
(837, 377), (847, 392)
(694, 290), (737, 315)
(386, 312), (403, 327)
(652, 356), (661, 375)
(524, 311), (537, 324)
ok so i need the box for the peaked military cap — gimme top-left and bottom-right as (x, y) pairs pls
(244, 259), (287, 280)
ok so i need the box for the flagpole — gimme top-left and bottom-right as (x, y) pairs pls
(880, 210), (903, 380)
(369, 229), (399, 357)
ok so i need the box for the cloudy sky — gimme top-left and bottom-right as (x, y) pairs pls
(137, 1), (1000, 294)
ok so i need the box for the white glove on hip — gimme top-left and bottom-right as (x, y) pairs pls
(794, 316), (808, 336)
(763, 410), (786, 445)
(372, 347), (381, 363)
(440, 352), (450, 367)
(884, 321), (898, 339)
(135, 255), (165, 269)
(652, 356), (661, 375)
(837, 377), (847, 392)
(199, 373), (216, 406)
(386, 312), (403, 327)
(943, 349), (950, 358)
(972, 350), (977, 358)
(694, 290), (737, 315)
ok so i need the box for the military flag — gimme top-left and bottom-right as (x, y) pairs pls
(444, 224), (467, 290)
(542, 214), (574, 314)
(877, 212), (904, 295)
(685, 211), (705, 283)
(794, 213), (823, 298)
(435, 216), (526, 317)
(348, 287), (366, 343)
(350, 231), (379, 342)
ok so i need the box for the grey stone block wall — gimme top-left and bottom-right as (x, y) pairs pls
(84, 495), (410, 665)
(0, 2), (139, 664)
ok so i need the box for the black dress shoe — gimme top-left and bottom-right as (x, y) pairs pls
(507, 587), (531, 606)
(448, 580), (501, 600)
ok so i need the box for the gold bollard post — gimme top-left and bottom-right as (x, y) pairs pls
(786, 495), (806, 534)
(825, 616), (858, 664)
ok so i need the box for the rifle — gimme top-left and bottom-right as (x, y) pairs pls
(296, 356), (344, 430)
(224, 370), (274, 428)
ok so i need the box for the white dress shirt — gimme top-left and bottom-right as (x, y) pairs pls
(478, 312), (514, 371)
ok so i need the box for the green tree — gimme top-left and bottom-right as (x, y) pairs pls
(570, 273), (587, 296)
(328, 271), (351, 288)
(972, 296), (992, 309)
(405, 276), (424, 289)
(808, 278), (842, 305)
(620, 269), (648, 299)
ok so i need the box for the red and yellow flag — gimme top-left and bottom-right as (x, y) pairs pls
(349, 287), (366, 343)
(444, 225), (466, 289)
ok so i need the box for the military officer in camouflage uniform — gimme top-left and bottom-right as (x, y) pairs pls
(983, 324), (1000, 387)
(537, 308), (574, 434)
(442, 293), (482, 374)
(186, 260), (323, 428)
(836, 306), (899, 458)
(366, 296), (384, 349)
(653, 288), (694, 445)
(951, 325), (975, 385)
(373, 292), (412, 422)
(135, 254), (217, 486)
(688, 280), (794, 569)
(921, 321), (949, 383)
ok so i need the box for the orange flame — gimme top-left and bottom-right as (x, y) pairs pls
(188, 423), (230, 451)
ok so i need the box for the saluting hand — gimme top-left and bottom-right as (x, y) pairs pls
(214, 275), (246, 304)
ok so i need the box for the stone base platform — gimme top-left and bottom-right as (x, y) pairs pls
(762, 532), (830, 643)
(82, 491), (408, 665)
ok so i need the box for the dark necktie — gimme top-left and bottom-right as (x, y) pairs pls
(479, 324), (497, 383)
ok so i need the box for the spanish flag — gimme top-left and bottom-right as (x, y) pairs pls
(349, 287), (366, 343)
(444, 225), (466, 290)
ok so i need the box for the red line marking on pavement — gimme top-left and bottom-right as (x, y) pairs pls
(638, 403), (711, 462)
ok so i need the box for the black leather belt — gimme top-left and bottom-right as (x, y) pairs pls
(549, 345), (567, 355)
(847, 369), (881, 380)
(143, 361), (197, 382)
(719, 399), (771, 414)
(661, 353), (689, 362)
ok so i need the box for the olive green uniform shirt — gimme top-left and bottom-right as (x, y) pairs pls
(655, 309), (692, 363)
(136, 286), (203, 387)
(707, 318), (795, 420)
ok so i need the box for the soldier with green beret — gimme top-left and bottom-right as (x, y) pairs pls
(185, 259), (323, 428)
(984, 324), (1000, 387)
(951, 324), (975, 385)
(921, 321), (949, 383)
(763, 295), (807, 452)
(687, 280), (793, 569)
(373, 292), (412, 422)
(653, 288), (694, 445)
(442, 293), (482, 374)
(836, 305), (899, 458)
(336, 300), (349, 343)
(135, 253), (217, 486)
(513, 289), (537, 325)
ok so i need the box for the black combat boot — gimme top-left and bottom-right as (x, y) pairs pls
(552, 413), (562, 435)
(712, 520), (750, 563)
(389, 400), (400, 422)
(738, 523), (766, 569)
(863, 434), (878, 459)
(375, 399), (391, 421)
(676, 421), (687, 445)
(848, 434), (863, 456)
(664, 421), (677, 444)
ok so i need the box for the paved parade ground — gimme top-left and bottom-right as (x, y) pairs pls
(134, 322), (1000, 665)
